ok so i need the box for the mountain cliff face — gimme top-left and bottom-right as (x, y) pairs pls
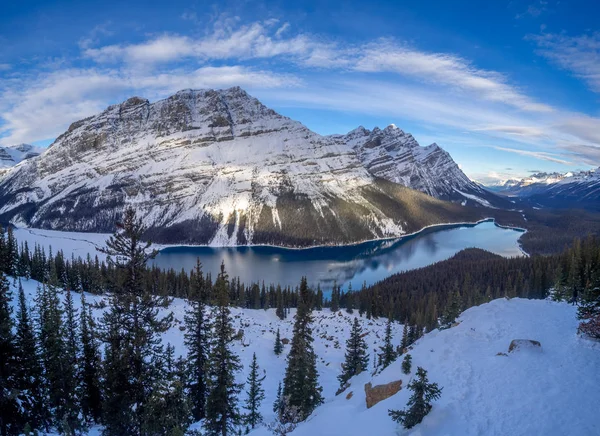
(0, 87), (497, 246)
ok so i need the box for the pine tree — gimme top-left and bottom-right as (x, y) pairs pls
(345, 283), (354, 314)
(205, 262), (243, 436)
(79, 295), (102, 424)
(273, 382), (283, 416)
(14, 281), (48, 432)
(0, 270), (20, 436)
(388, 367), (442, 429)
(276, 288), (285, 320)
(377, 318), (397, 370)
(338, 318), (369, 387)
(440, 290), (461, 329)
(401, 354), (412, 375)
(315, 285), (323, 311)
(330, 283), (340, 312)
(274, 328), (283, 356)
(184, 259), (211, 421)
(400, 320), (409, 352)
(243, 353), (266, 430)
(142, 344), (191, 436)
(282, 277), (323, 422)
(60, 288), (84, 434)
(99, 208), (173, 435)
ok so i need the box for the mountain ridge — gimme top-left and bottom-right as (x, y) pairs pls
(0, 86), (504, 246)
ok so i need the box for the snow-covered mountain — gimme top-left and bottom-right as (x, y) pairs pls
(494, 169), (600, 211)
(0, 87), (503, 245)
(0, 143), (43, 171)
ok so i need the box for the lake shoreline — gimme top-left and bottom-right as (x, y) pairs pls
(155, 217), (528, 254)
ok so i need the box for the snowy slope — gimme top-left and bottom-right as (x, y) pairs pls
(10, 278), (600, 436)
(0, 87), (502, 246)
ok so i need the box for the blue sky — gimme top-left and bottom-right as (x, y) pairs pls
(1, 0), (599, 184)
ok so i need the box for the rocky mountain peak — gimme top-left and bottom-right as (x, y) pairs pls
(0, 86), (506, 244)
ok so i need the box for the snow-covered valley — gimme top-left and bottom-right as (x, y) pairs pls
(9, 277), (599, 436)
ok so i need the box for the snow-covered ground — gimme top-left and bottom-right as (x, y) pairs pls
(10, 278), (600, 435)
(14, 228), (111, 261)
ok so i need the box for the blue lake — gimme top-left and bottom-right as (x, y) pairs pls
(152, 220), (525, 290)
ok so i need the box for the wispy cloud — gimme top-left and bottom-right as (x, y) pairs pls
(0, 66), (297, 145)
(493, 146), (571, 165)
(515, 1), (549, 19)
(529, 31), (600, 93)
(82, 19), (552, 112)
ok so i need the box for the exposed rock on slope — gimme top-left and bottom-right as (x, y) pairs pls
(0, 87), (500, 245)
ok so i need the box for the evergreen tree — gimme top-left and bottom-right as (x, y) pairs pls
(184, 259), (211, 421)
(243, 353), (266, 430)
(338, 318), (369, 387)
(440, 289), (461, 329)
(14, 281), (48, 432)
(99, 208), (173, 435)
(273, 382), (283, 416)
(388, 367), (442, 429)
(377, 318), (397, 370)
(205, 262), (243, 436)
(400, 321), (409, 352)
(315, 285), (323, 311)
(330, 283), (340, 312)
(276, 288), (285, 320)
(0, 270), (19, 436)
(142, 344), (190, 436)
(79, 295), (102, 424)
(401, 354), (412, 375)
(60, 288), (84, 434)
(282, 277), (323, 422)
(274, 328), (283, 356)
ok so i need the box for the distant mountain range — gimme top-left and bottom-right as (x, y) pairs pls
(0, 143), (43, 174)
(490, 169), (600, 211)
(0, 87), (508, 246)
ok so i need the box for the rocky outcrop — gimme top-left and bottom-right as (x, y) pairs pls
(508, 339), (542, 353)
(364, 380), (402, 409)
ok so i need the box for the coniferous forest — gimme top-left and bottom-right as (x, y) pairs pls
(1, 209), (599, 435)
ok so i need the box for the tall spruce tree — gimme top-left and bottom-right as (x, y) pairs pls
(0, 271), (19, 436)
(282, 277), (323, 422)
(401, 354), (412, 375)
(276, 288), (285, 320)
(243, 353), (266, 430)
(184, 259), (211, 421)
(378, 318), (397, 370)
(273, 382), (283, 416)
(330, 283), (340, 312)
(60, 288), (84, 434)
(79, 295), (102, 424)
(14, 281), (48, 432)
(274, 328), (283, 356)
(440, 290), (462, 329)
(400, 320), (409, 351)
(338, 318), (369, 387)
(388, 367), (442, 429)
(99, 208), (173, 435)
(142, 344), (190, 436)
(205, 262), (243, 436)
